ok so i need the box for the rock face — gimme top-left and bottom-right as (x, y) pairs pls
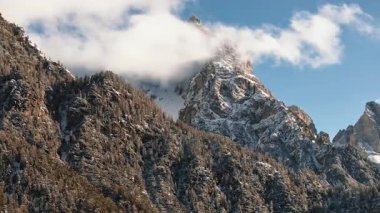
(179, 46), (316, 146)
(178, 46), (322, 169)
(0, 13), (380, 212)
(334, 101), (380, 164)
(177, 45), (380, 186)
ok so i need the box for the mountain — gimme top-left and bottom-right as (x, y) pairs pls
(178, 46), (325, 169)
(134, 18), (338, 172)
(0, 13), (380, 212)
(174, 44), (380, 185)
(334, 101), (380, 164)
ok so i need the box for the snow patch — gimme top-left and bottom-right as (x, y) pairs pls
(112, 88), (121, 95)
(357, 141), (380, 164)
(259, 90), (270, 98)
(368, 153), (380, 164)
(65, 68), (76, 79)
(257, 161), (272, 169)
(365, 107), (375, 120)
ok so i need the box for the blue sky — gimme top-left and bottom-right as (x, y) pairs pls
(182, 0), (380, 136)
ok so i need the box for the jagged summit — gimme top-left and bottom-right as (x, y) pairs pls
(177, 45), (328, 169)
(135, 44), (254, 120)
(175, 45), (380, 185)
(139, 43), (377, 177)
(334, 101), (380, 164)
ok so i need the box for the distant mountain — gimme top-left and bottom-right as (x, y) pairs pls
(0, 13), (380, 212)
(334, 101), (380, 164)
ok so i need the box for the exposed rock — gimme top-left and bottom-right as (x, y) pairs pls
(178, 45), (379, 185)
(179, 46), (318, 167)
(333, 101), (380, 164)
(317, 131), (330, 145)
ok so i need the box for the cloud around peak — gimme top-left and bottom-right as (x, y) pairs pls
(0, 1), (377, 83)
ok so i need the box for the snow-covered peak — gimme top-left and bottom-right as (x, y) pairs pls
(177, 45), (327, 169)
(133, 45), (334, 170)
(133, 45), (258, 120)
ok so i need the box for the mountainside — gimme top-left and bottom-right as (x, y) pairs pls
(178, 46), (323, 169)
(175, 45), (380, 184)
(334, 101), (380, 164)
(0, 13), (380, 212)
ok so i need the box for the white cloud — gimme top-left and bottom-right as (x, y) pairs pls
(208, 4), (374, 68)
(0, 1), (376, 83)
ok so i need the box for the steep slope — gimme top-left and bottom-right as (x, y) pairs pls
(0, 14), (120, 212)
(179, 46), (321, 148)
(334, 101), (380, 164)
(177, 45), (379, 186)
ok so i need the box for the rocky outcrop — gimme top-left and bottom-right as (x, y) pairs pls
(179, 46), (316, 147)
(178, 45), (379, 185)
(333, 101), (380, 164)
(179, 47), (315, 167)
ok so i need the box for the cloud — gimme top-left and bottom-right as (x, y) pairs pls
(209, 4), (375, 68)
(0, 1), (377, 83)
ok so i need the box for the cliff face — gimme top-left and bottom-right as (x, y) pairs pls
(0, 13), (379, 212)
(178, 47), (320, 162)
(176, 46), (378, 185)
(334, 101), (380, 164)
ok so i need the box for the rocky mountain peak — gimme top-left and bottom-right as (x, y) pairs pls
(333, 101), (380, 164)
(177, 44), (335, 170)
(176, 46), (380, 186)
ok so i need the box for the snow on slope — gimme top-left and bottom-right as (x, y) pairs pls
(176, 45), (333, 170)
(359, 141), (380, 164)
(368, 153), (380, 164)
